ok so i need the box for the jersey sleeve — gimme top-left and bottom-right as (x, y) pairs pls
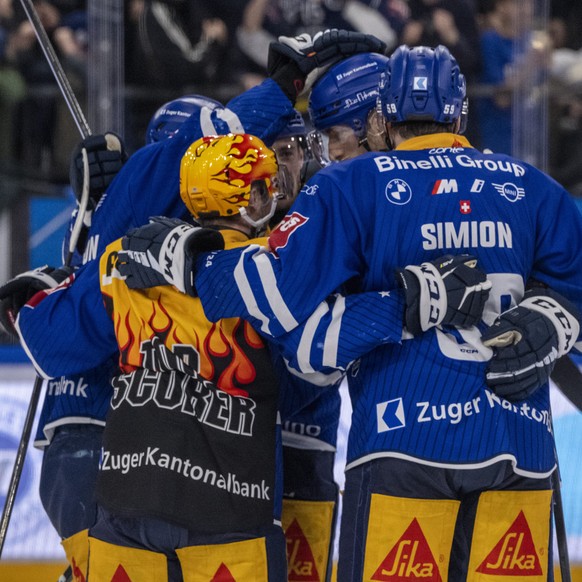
(196, 168), (370, 337)
(16, 260), (117, 379)
(274, 291), (405, 375)
(527, 170), (582, 322)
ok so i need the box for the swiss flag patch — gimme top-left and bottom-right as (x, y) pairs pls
(269, 212), (309, 252)
(460, 200), (471, 214)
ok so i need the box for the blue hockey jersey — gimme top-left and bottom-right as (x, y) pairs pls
(19, 79), (296, 446)
(194, 133), (582, 476)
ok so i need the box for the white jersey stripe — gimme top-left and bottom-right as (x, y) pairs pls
(234, 245), (272, 334)
(323, 294), (345, 369)
(252, 251), (299, 332)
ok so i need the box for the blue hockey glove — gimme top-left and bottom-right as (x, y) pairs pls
(69, 132), (127, 209)
(117, 216), (224, 293)
(268, 29), (387, 100)
(482, 287), (580, 401)
(0, 266), (75, 336)
(396, 254), (491, 336)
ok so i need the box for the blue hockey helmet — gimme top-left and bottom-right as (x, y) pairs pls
(379, 45), (467, 131)
(276, 109), (307, 139)
(146, 94), (224, 144)
(308, 52), (389, 136)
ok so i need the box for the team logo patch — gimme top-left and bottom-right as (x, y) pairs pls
(493, 182), (525, 202)
(377, 398), (405, 432)
(269, 212), (309, 252)
(432, 179), (458, 195)
(460, 200), (472, 214)
(372, 518), (441, 581)
(413, 77), (428, 91)
(385, 179), (412, 205)
(476, 511), (542, 576)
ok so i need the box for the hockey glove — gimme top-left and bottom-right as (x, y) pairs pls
(268, 28), (387, 101)
(69, 132), (127, 209)
(117, 216), (225, 293)
(0, 266), (75, 337)
(481, 287), (580, 401)
(396, 254), (491, 336)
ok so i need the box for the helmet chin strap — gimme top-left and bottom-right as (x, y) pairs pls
(239, 197), (279, 233)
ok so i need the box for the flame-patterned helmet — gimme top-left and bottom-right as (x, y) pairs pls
(180, 134), (281, 223)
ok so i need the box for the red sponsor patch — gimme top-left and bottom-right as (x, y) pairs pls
(372, 518), (441, 581)
(285, 519), (320, 581)
(460, 200), (471, 214)
(269, 212), (309, 252)
(476, 511), (542, 576)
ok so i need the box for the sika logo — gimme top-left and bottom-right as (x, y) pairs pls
(286, 519), (320, 581)
(211, 563), (237, 581)
(372, 518), (441, 580)
(111, 565), (131, 581)
(476, 511), (542, 576)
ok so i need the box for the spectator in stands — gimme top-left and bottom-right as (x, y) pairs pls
(399, 0), (481, 143)
(125, 0), (228, 92)
(0, 0), (26, 164)
(236, 0), (399, 89)
(475, 0), (550, 155)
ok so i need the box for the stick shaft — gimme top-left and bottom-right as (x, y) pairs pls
(18, 0), (91, 138)
(0, 376), (43, 556)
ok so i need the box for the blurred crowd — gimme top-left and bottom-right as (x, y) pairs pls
(1, 0), (582, 194)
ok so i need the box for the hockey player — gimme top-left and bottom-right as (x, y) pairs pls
(0, 132), (126, 581)
(117, 45), (582, 580)
(0, 30), (387, 579)
(270, 112), (342, 582)
(307, 51), (390, 165)
(91, 134), (290, 581)
(270, 109), (311, 224)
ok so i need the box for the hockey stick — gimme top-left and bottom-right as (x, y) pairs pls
(18, 0), (91, 139)
(0, 0), (93, 559)
(551, 467), (571, 582)
(550, 355), (582, 412)
(549, 362), (578, 582)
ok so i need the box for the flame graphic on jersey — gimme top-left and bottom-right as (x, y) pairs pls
(372, 518), (441, 581)
(111, 289), (266, 395)
(476, 511), (542, 575)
